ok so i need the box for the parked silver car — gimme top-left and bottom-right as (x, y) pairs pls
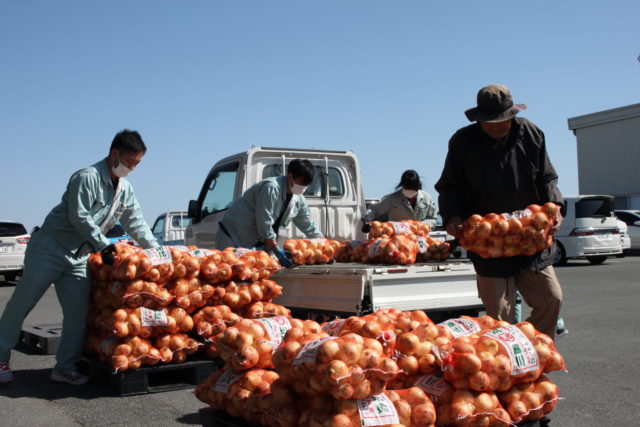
(0, 221), (30, 282)
(614, 210), (640, 251)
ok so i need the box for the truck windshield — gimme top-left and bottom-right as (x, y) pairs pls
(575, 198), (613, 218)
(262, 164), (345, 197)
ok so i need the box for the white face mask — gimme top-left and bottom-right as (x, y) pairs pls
(291, 183), (308, 195)
(112, 154), (133, 178)
(402, 189), (418, 199)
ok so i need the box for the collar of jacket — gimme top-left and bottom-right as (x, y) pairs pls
(98, 157), (119, 190)
(474, 118), (523, 153)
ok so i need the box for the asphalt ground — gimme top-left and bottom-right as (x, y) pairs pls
(0, 255), (639, 426)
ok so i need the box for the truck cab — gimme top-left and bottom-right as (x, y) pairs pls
(186, 147), (366, 247)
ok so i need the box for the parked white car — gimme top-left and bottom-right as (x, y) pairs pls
(0, 221), (30, 282)
(554, 195), (622, 265)
(614, 210), (640, 251)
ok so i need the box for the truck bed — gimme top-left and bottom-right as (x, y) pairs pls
(272, 259), (483, 318)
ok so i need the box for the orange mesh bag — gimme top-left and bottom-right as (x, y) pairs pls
(216, 317), (320, 371)
(458, 203), (561, 258)
(361, 235), (418, 265)
(194, 368), (280, 420)
(85, 334), (161, 372)
(436, 322), (566, 392)
(498, 375), (560, 423)
(297, 387), (436, 427)
(274, 330), (401, 401)
(368, 220), (431, 239)
(283, 238), (341, 265)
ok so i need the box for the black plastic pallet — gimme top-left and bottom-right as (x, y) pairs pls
(20, 323), (62, 355)
(89, 357), (224, 396)
(199, 407), (255, 427)
(519, 417), (551, 427)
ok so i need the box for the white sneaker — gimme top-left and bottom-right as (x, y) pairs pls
(50, 368), (89, 385)
(0, 361), (13, 383)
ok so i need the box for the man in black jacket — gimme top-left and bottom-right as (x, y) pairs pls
(435, 84), (564, 339)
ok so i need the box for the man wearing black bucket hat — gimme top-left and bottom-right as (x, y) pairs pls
(435, 84), (565, 340)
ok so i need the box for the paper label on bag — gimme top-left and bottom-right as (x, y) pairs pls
(357, 393), (400, 426)
(308, 238), (327, 243)
(189, 248), (212, 258)
(390, 221), (411, 235)
(415, 373), (449, 400)
(501, 209), (532, 220)
(322, 319), (346, 336)
(255, 316), (292, 347)
(212, 369), (245, 393)
(293, 337), (338, 365)
(142, 246), (173, 266)
(232, 247), (252, 257)
(140, 307), (168, 326)
(484, 325), (539, 375)
(438, 318), (481, 338)
(416, 236), (429, 254)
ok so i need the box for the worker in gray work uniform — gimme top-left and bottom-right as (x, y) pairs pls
(0, 130), (158, 385)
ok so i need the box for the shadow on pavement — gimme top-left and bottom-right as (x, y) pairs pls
(175, 413), (200, 425)
(0, 280), (18, 287)
(0, 368), (111, 400)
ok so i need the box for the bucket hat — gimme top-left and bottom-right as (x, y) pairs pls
(465, 84), (527, 122)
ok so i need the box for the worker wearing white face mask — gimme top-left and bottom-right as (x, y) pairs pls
(363, 169), (438, 230)
(215, 158), (323, 266)
(0, 130), (158, 386)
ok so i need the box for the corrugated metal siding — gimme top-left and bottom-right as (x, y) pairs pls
(576, 116), (640, 195)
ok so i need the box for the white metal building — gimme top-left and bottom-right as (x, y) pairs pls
(567, 103), (640, 209)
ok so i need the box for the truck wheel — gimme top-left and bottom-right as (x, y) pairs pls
(553, 242), (568, 266)
(588, 256), (607, 265)
(3, 272), (18, 282)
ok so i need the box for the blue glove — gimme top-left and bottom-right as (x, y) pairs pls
(273, 247), (294, 268)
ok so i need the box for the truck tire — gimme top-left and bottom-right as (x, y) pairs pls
(3, 272), (18, 282)
(553, 242), (568, 267)
(588, 256), (607, 265)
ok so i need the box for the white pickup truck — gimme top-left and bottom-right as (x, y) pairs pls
(185, 146), (482, 321)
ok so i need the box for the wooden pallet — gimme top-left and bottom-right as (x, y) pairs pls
(20, 323), (62, 355)
(89, 357), (223, 396)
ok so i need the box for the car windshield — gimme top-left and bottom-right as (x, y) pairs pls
(575, 198), (613, 218)
(0, 222), (28, 237)
(105, 224), (127, 238)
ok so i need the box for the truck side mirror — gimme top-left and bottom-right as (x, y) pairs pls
(188, 200), (200, 220)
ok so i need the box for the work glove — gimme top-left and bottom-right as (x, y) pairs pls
(100, 244), (117, 266)
(272, 246), (294, 268)
(361, 220), (371, 233)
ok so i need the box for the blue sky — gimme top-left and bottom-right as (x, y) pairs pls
(2, 1), (638, 231)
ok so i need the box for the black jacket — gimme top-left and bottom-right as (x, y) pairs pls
(435, 117), (565, 277)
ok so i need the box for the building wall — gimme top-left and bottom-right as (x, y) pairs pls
(569, 104), (640, 209)
(575, 115), (640, 195)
